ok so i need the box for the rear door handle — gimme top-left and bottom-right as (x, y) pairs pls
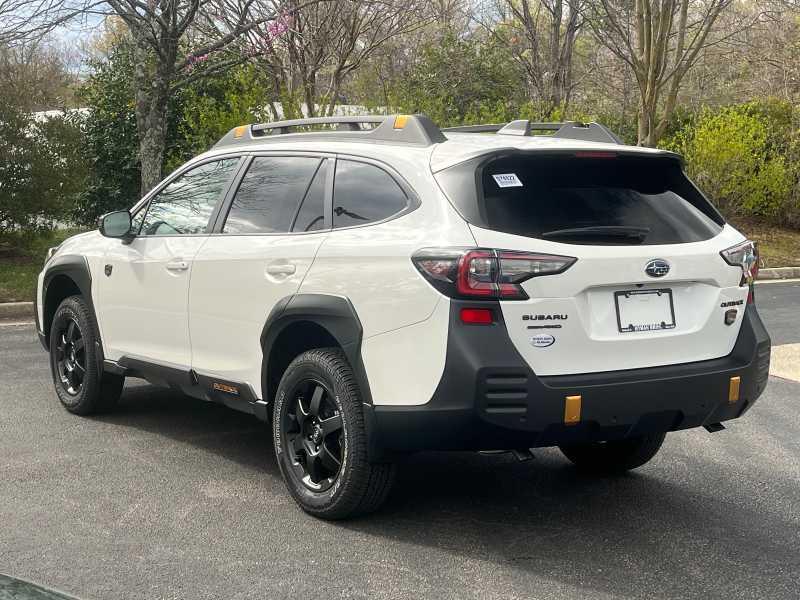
(166, 260), (189, 272)
(266, 264), (296, 276)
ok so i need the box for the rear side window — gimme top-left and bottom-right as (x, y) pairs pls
(224, 156), (322, 234)
(436, 154), (723, 245)
(333, 160), (408, 228)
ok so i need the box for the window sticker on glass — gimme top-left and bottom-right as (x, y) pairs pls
(491, 173), (523, 188)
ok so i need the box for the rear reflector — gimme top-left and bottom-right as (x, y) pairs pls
(729, 376), (741, 403)
(460, 307), (493, 324)
(564, 395), (582, 425)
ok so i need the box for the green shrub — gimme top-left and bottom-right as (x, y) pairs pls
(75, 40), (143, 225)
(0, 101), (84, 234)
(665, 103), (798, 225)
(168, 64), (272, 172)
(392, 32), (525, 127)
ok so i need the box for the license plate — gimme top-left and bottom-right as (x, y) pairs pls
(614, 289), (676, 333)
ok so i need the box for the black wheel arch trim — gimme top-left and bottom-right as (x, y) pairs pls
(260, 293), (373, 406)
(40, 254), (106, 376)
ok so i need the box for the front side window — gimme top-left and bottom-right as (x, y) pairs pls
(223, 156), (322, 234)
(139, 158), (239, 236)
(292, 159), (328, 233)
(332, 160), (408, 229)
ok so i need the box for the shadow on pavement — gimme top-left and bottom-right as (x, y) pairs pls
(92, 381), (798, 599)
(93, 381), (279, 476)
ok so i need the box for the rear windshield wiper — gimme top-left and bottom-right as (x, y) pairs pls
(541, 226), (650, 241)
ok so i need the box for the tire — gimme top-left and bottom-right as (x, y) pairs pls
(559, 432), (666, 474)
(49, 295), (124, 415)
(273, 348), (395, 520)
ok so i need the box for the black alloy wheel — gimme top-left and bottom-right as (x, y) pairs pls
(54, 318), (86, 396)
(282, 379), (344, 492)
(49, 295), (124, 415)
(273, 348), (396, 519)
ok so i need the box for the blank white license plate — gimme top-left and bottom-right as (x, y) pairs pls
(614, 289), (676, 333)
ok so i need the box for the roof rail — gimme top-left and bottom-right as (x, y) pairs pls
(214, 114), (446, 149)
(442, 120), (623, 145)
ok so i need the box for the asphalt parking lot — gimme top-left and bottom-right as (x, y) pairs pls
(1, 281), (798, 600)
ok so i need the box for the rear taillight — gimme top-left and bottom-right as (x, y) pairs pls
(721, 240), (759, 303)
(412, 248), (576, 300)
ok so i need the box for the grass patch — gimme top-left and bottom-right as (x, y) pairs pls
(0, 229), (86, 303)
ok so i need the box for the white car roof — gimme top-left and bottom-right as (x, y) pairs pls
(430, 132), (675, 172)
(197, 115), (680, 175)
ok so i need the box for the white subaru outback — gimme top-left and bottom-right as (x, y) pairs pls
(36, 115), (771, 519)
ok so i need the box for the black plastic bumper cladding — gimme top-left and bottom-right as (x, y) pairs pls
(372, 301), (771, 452)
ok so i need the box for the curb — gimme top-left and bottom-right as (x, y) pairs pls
(0, 301), (34, 320)
(758, 267), (800, 280)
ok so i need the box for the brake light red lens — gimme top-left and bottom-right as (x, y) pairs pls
(721, 239), (759, 304)
(460, 308), (493, 324)
(574, 151), (617, 159)
(457, 250), (496, 297)
(721, 240), (758, 284)
(412, 248), (577, 300)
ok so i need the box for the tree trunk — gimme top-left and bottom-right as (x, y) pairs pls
(134, 40), (171, 194)
(138, 110), (168, 194)
(638, 96), (659, 147)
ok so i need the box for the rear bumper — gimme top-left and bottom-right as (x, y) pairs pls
(371, 302), (770, 452)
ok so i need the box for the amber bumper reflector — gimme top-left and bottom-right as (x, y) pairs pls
(233, 125), (247, 138)
(393, 115), (409, 129)
(729, 376), (741, 403)
(564, 395), (581, 425)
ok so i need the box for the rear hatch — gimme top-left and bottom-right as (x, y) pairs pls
(435, 151), (749, 376)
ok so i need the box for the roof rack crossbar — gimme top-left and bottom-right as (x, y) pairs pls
(440, 123), (506, 133)
(214, 114), (446, 148)
(250, 115), (386, 134)
(443, 120), (623, 145)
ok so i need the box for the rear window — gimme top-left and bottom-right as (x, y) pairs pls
(333, 160), (409, 228)
(436, 154), (723, 245)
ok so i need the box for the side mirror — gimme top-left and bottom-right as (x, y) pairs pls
(98, 211), (133, 240)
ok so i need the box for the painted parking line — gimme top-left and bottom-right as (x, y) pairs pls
(756, 278), (800, 285)
(0, 320), (35, 328)
(770, 344), (800, 383)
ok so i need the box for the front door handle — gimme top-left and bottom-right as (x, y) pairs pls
(166, 259), (189, 272)
(266, 263), (296, 276)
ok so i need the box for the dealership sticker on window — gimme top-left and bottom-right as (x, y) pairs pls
(492, 173), (523, 188)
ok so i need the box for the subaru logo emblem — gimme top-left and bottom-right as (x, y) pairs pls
(645, 259), (670, 278)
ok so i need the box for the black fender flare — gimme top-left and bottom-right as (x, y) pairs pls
(41, 254), (105, 373)
(260, 293), (372, 405)
(260, 294), (381, 457)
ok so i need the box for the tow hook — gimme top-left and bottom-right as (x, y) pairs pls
(511, 449), (536, 462)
